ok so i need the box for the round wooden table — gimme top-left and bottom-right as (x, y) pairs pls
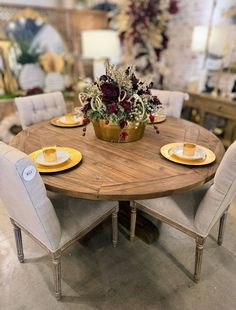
(11, 117), (225, 201)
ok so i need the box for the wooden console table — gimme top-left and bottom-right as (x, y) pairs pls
(184, 92), (236, 147)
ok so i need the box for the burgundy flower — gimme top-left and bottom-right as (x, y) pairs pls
(27, 87), (42, 95)
(169, 0), (179, 14)
(119, 118), (128, 129)
(121, 100), (131, 112)
(66, 85), (74, 92)
(107, 103), (119, 115)
(83, 117), (90, 126)
(120, 131), (129, 141)
(149, 114), (155, 123)
(153, 96), (162, 106)
(137, 89), (144, 96)
(100, 82), (119, 102)
(100, 75), (108, 82)
(81, 101), (91, 115)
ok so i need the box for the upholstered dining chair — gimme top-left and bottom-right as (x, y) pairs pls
(15, 91), (67, 129)
(130, 141), (236, 282)
(151, 89), (189, 118)
(0, 142), (118, 300)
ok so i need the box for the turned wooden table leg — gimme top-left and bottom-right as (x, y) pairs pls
(118, 201), (159, 244)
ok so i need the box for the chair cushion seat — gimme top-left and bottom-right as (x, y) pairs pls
(136, 184), (210, 236)
(49, 193), (117, 249)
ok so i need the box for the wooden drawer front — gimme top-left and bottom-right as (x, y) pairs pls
(187, 96), (236, 120)
(204, 101), (236, 120)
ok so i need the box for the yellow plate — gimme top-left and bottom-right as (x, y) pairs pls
(29, 147), (82, 173)
(160, 143), (216, 166)
(50, 117), (84, 128)
(148, 114), (166, 124)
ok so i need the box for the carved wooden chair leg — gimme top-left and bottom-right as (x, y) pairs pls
(51, 251), (62, 301)
(194, 236), (205, 283)
(112, 206), (119, 247)
(218, 211), (228, 246)
(12, 221), (24, 263)
(130, 203), (137, 241)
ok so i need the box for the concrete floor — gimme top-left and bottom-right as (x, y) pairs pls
(1, 199), (236, 310)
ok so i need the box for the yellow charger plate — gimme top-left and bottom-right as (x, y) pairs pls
(148, 114), (167, 124)
(50, 116), (84, 128)
(29, 147), (82, 173)
(160, 143), (216, 166)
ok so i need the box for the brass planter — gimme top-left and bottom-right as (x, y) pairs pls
(92, 120), (146, 143)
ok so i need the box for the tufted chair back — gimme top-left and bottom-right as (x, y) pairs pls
(15, 92), (67, 129)
(151, 89), (189, 118)
(0, 142), (61, 252)
(195, 141), (236, 236)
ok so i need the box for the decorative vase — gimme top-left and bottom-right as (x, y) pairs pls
(19, 64), (45, 90)
(92, 120), (146, 143)
(44, 72), (65, 93)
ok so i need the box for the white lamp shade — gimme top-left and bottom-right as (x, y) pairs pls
(191, 26), (208, 53)
(208, 25), (236, 57)
(81, 30), (121, 63)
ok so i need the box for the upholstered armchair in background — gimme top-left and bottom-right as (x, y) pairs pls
(15, 92), (66, 129)
(151, 89), (189, 118)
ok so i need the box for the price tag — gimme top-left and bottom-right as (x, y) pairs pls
(22, 165), (36, 181)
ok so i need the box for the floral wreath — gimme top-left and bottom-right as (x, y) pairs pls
(116, 0), (179, 87)
(0, 113), (22, 144)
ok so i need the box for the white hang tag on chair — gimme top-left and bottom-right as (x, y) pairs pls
(22, 165), (36, 181)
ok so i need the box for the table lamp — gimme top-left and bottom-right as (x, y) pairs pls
(191, 26), (208, 54)
(81, 29), (121, 79)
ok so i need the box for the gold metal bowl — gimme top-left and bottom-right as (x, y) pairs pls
(92, 120), (146, 143)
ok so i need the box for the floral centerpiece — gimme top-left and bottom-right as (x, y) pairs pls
(79, 63), (162, 143)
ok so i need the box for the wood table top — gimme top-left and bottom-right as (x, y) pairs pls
(11, 117), (225, 201)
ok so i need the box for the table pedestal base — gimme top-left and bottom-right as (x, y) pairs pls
(119, 201), (159, 244)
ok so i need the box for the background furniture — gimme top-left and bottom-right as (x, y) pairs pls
(15, 92), (66, 129)
(131, 141), (236, 282)
(0, 142), (118, 300)
(151, 89), (189, 118)
(183, 92), (236, 147)
(0, 3), (109, 125)
(11, 117), (224, 200)
(0, 4), (108, 79)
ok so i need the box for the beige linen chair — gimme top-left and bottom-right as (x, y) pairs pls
(130, 141), (236, 282)
(0, 142), (118, 300)
(15, 91), (66, 129)
(151, 89), (189, 118)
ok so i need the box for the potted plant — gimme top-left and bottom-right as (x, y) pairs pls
(17, 37), (45, 91)
(79, 63), (161, 143)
